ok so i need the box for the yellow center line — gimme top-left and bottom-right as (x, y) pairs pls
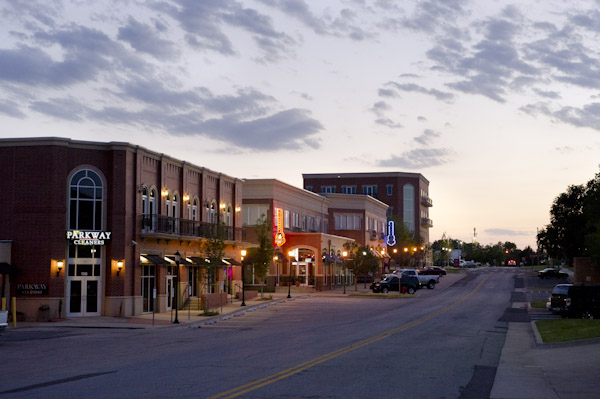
(208, 273), (491, 399)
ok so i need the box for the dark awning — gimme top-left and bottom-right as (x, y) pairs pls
(0, 262), (12, 274)
(224, 258), (242, 266)
(274, 252), (288, 263)
(189, 257), (210, 266)
(165, 255), (194, 266)
(141, 254), (170, 265)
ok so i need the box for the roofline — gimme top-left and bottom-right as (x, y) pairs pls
(302, 171), (429, 184)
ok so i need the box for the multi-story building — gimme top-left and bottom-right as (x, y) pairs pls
(302, 172), (433, 244)
(242, 179), (389, 290)
(0, 137), (247, 321)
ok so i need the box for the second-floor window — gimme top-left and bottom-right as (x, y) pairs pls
(342, 185), (356, 194)
(321, 186), (335, 194)
(363, 185), (377, 197)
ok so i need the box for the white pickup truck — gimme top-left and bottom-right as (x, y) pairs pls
(0, 310), (7, 332)
(399, 269), (439, 289)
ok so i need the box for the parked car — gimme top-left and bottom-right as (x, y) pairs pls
(396, 269), (439, 289)
(550, 284), (600, 318)
(0, 310), (7, 332)
(370, 274), (420, 294)
(538, 268), (569, 279)
(420, 266), (447, 276)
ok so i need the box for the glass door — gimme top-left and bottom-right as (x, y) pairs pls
(166, 276), (174, 311)
(67, 276), (101, 316)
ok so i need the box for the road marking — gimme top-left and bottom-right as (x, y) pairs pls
(208, 273), (491, 399)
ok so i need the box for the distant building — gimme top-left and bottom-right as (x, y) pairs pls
(302, 172), (433, 243)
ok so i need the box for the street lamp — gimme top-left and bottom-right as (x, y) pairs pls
(342, 250), (348, 294)
(287, 250), (294, 299)
(240, 249), (247, 306)
(173, 250), (181, 324)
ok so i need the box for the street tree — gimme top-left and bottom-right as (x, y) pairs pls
(247, 215), (275, 298)
(201, 222), (226, 294)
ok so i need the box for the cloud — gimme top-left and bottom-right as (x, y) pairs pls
(375, 118), (403, 129)
(386, 82), (455, 102)
(370, 100), (402, 128)
(0, 99), (26, 118)
(485, 229), (531, 237)
(520, 102), (600, 131)
(378, 148), (455, 169)
(414, 129), (441, 146)
(117, 17), (178, 60)
(402, 0), (469, 34)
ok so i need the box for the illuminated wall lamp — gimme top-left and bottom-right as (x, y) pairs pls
(219, 202), (226, 210)
(183, 194), (190, 202)
(56, 261), (64, 277)
(161, 189), (169, 197)
(116, 260), (124, 276)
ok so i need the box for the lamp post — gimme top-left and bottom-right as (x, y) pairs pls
(241, 249), (247, 306)
(342, 250), (348, 294)
(287, 250), (294, 299)
(173, 250), (181, 324)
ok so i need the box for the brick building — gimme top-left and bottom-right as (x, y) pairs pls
(302, 172), (433, 244)
(0, 137), (247, 320)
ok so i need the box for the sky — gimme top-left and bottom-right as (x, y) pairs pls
(2, 0), (600, 250)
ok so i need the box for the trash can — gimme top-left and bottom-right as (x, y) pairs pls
(37, 305), (50, 322)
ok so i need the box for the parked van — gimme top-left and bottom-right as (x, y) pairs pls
(550, 284), (600, 319)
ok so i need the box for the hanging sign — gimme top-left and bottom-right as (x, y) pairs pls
(273, 208), (286, 247)
(386, 221), (396, 246)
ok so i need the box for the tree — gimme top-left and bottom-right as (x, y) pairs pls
(538, 184), (588, 264)
(247, 215), (275, 298)
(350, 245), (379, 289)
(201, 222), (226, 294)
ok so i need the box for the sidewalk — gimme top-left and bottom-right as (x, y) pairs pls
(490, 283), (600, 398)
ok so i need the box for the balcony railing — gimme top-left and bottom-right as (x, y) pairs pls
(421, 196), (433, 207)
(141, 214), (242, 241)
(421, 217), (434, 228)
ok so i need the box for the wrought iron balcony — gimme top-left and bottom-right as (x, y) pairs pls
(421, 196), (433, 207)
(141, 214), (242, 241)
(421, 217), (434, 228)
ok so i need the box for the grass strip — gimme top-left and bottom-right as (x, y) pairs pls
(530, 300), (548, 309)
(536, 319), (600, 342)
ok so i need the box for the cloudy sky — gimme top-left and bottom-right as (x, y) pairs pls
(2, 0), (600, 249)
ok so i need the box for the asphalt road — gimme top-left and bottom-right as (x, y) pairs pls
(0, 269), (518, 399)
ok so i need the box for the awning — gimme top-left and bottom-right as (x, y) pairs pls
(189, 256), (210, 266)
(274, 252), (288, 263)
(371, 249), (382, 258)
(224, 258), (242, 266)
(140, 254), (170, 265)
(0, 262), (12, 274)
(332, 254), (343, 263)
(165, 255), (194, 266)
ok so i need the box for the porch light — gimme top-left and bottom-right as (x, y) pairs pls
(57, 260), (64, 277)
(161, 189), (168, 197)
(183, 194), (190, 202)
(219, 202), (226, 210)
(116, 260), (124, 276)
(235, 206), (241, 212)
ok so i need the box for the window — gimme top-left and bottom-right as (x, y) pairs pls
(205, 202), (210, 222)
(403, 184), (415, 232)
(342, 185), (356, 194)
(387, 185), (393, 196)
(321, 186), (335, 194)
(284, 210), (290, 229)
(363, 185), (377, 197)
(172, 194), (179, 218)
(210, 201), (217, 223)
(69, 169), (103, 230)
(302, 215), (307, 231)
(192, 199), (198, 221)
(293, 212), (299, 228)
(306, 186), (313, 192)
(334, 214), (361, 230)
(309, 217), (315, 232)
(316, 217), (321, 232)
(142, 187), (148, 215)
(226, 205), (232, 226)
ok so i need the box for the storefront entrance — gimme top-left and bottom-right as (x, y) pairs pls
(67, 277), (100, 316)
(166, 275), (175, 311)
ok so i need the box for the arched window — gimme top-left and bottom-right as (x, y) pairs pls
(165, 193), (171, 217)
(205, 201), (210, 222)
(69, 169), (103, 230)
(141, 187), (148, 215)
(403, 184), (415, 233)
(226, 205), (232, 226)
(192, 199), (198, 221)
(210, 201), (217, 223)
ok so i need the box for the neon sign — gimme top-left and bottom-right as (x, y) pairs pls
(273, 208), (286, 247)
(386, 221), (396, 246)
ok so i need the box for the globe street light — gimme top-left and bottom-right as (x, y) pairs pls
(240, 249), (247, 306)
(173, 250), (181, 324)
(342, 250), (348, 294)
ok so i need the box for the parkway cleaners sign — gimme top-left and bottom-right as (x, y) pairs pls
(66, 230), (112, 246)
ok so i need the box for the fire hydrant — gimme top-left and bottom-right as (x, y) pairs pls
(402, 286), (406, 294)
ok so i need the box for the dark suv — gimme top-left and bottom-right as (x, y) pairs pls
(370, 274), (420, 294)
(550, 284), (600, 318)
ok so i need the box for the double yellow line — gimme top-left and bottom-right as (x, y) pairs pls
(209, 273), (490, 399)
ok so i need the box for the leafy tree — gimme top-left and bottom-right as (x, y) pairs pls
(247, 215), (275, 298)
(201, 222), (226, 294)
